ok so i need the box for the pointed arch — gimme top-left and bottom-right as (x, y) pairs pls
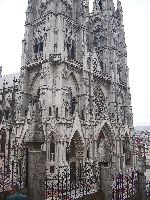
(100, 122), (114, 146)
(96, 123), (113, 163)
(46, 131), (57, 141)
(69, 130), (85, 162)
(95, 122), (114, 163)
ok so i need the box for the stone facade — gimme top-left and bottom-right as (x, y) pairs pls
(0, 0), (133, 174)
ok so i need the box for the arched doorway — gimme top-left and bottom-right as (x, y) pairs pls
(69, 131), (84, 181)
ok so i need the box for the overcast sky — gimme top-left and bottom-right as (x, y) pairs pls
(0, 0), (150, 126)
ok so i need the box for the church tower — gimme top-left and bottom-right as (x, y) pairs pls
(17, 0), (133, 173)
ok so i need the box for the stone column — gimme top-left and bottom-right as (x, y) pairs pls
(101, 166), (112, 200)
(137, 172), (146, 200)
(136, 145), (147, 200)
(24, 101), (46, 200)
(27, 147), (46, 200)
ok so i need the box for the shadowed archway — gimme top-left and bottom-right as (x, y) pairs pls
(69, 131), (84, 181)
(97, 123), (113, 165)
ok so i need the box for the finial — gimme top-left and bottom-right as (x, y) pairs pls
(0, 65), (2, 77)
(116, 0), (123, 24)
(117, 0), (122, 11)
(25, 100), (45, 150)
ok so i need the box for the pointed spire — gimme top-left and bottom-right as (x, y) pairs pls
(25, 99), (45, 149)
(93, 0), (114, 15)
(116, 0), (123, 24)
(0, 66), (2, 77)
(117, 0), (122, 10)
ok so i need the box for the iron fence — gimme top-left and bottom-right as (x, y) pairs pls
(45, 163), (101, 200)
(112, 169), (138, 200)
(0, 148), (28, 193)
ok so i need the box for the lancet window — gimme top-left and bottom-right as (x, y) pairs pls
(47, 135), (55, 162)
(33, 38), (44, 58)
(68, 87), (76, 115)
(123, 133), (131, 165)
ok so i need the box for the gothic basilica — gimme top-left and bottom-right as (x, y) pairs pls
(0, 0), (134, 174)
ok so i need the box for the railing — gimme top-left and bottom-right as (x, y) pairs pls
(112, 169), (138, 200)
(45, 164), (101, 200)
(0, 148), (28, 193)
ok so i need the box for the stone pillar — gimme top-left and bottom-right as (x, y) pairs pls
(136, 145), (147, 200)
(24, 101), (46, 200)
(101, 166), (112, 200)
(27, 148), (46, 200)
(137, 172), (146, 200)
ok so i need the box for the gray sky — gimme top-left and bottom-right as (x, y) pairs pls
(0, 0), (150, 126)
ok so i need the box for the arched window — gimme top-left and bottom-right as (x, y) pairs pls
(68, 87), (76, 115)
(71, 97), (77, 115)
(66, 145), (70, 162)
(87, 148), (90, 160)
(71, 40), (76, 60)
(49, 107), (52, 116)
(39, 41), (43, 52)
(81, 109), (85, 120)
(33, 40), (43, 55)
(34, 43), (39, 54)
(123, 133), (131, 165)
(65, 107), (68, 118)
(56, 107), (58, 118)
(100, 61), (104, 72)
(50, 142), (55, 161)
(50, 166), (55, 173)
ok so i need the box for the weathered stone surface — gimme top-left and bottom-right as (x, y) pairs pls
(0, 0), (134, 176)
(27, 151), (46, 200)
(101, 166), (112, 200)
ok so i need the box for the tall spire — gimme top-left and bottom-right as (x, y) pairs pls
(93, 0), (114, 15)
(72, 0), (89, 22)
(0, 66), (2, 77)
(116, 0), (123, 24)
(25, 99), (45, 148)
